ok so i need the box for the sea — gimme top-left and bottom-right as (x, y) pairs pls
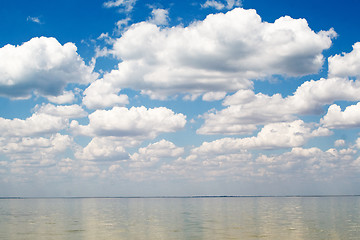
(0, 196), (359, 239)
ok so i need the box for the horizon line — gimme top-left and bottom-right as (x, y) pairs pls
(1, 194), (360, 199)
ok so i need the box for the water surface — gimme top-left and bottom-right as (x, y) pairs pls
(0, 196), (359, 239)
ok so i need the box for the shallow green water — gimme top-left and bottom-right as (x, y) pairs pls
(0, 196), (359, 239)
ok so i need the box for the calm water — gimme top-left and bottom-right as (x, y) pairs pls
(0, 196), (359, 239)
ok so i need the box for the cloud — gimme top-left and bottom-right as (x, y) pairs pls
(166, 142), (359, 182)
(103, 0), (137, 12)
(83, 79), (129, 109)
(334, 139), (346, 147)
(27, 16), (42, 24)
(202, 91), (227, 101)
(75, 137), (129, 161)
(321, 103), (360, 129)
(0, 134), (74, 177)
(104, 8), (335, 100)
(71, 106), (186, 139)
(329, 42), (360, 78)
(0, 113), (68, 137)
(34, 103), (88, 119)
(195, 120), (315, 155)
(148, 8), (169, 26)
(46, 90), (76, 104)
(201, 0), (242, 10)
(0, 134), (73, 158)
(130, 139), (184, 167)
(0, 103), (86, 138)
(0, 37), (98, 99)
(198, 77), (360, 135)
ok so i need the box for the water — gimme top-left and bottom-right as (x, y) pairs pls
(0, 196), (359, 239)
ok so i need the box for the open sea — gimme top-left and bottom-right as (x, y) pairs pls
(0, 196), (359, 239)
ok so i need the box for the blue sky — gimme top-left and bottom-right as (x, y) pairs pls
(1, 0), (360, 197)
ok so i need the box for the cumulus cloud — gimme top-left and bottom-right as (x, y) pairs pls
(82, 79), (129, 109)
(75, 137), (129, 161)
(195, 120), (313, 154)
(0, 113), (68, 137)
(148, 8), (169, 26)
(130, 139), (184, 167)
(103, 0), (137, 12)
(0, 134), (74, 176)
(334, 139), (346, 147)
(46, 90), (76, 104)
(201, 0), (242, 10)
(329, 42), (360, 78)
(0, 37), (98, 99)
(34, 103), (88, 119)
(0, 103), (87, 138)
(71, 106), (186, 139)
(202, 91), (227, 101)
(104, 8), (335, 100)
(198, 77), (360, 135)
(321, 103), (360, 129)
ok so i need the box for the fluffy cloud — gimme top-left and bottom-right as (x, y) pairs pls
(104, 8), (335, 99)
(321, 103), (360, 129)
(195, 120), (314, 154)
(75, 137), (129, 161)
(0, 103), (86, 137)
(148, 9), (169, 26)
(201, 0), (242, 10)
(34, 103), (87, 119)
(0, 37), (97, 99)
(103, 0), (137, 12)
(130, 139), (184, 167)
(82, 79), (129, 109)
(71, 106), (186, 139)
(329, 42), (360, 78)
(0, 113), (68, 137)
(0, 134), (73, 158)
(198, 77), (360, 135)
(46, 90), (76, 104)
(0, 134), (74, 177)
(202, 91), (227, 101)
(334, 139), (346, 147)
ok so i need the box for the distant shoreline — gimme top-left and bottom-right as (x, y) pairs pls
(1, 195), (360, 199)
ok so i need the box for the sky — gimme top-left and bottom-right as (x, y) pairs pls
(1, 0), (360, 197)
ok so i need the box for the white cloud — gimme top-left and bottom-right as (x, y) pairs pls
(103, 0), (137, 12)
(27, 16), (42, 24)
(0, 37), (98, 99)
(34, 103), (87, 119)
(0, 103), (87, 138)
(148, 9), (169, 26)
(195, 120), (313, 154)
(201, 0), (242, 10)
(329, 42), (360, 78)
(334, 139), (346, 147)
(71, 106), (186, 139)
(202, 91), (227, 101)
(130, 139), (184, 167)
(198, 77), (360, 135)
(321, 103), (360, 129)
(82, 79), (129, 109)
(104, 8), (335, 99)
(0, 133), (73, 171)
(75, 137), (129, 161)
(356, 138), (360, 149)
(0, 113), (68, 137)
(46, 90), (75, 104)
